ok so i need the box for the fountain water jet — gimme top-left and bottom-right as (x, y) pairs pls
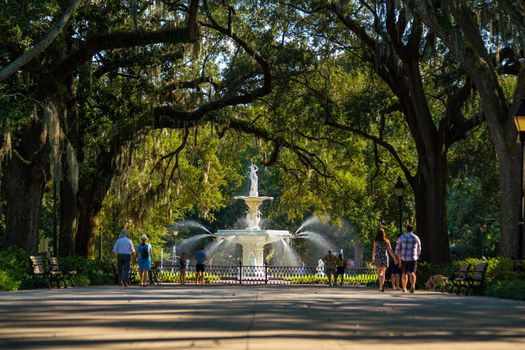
(169, 220), (213, 235)
(295, 215), (322, 235)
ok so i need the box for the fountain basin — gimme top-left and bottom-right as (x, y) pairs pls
(215, 229), (291, 238)
(215, 229), (292, 266)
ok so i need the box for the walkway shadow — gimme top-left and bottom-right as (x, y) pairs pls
(1, 285), (524, 348)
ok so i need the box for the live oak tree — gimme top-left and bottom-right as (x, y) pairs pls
(0, 0), (199, 254)
(406, 0), (525, 258)
(279, 0), (481, 263)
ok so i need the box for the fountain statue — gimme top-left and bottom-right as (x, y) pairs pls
(215, 162), (292, 267)
(249, 162), (259, 197)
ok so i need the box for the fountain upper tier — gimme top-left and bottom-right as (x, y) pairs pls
(233, 195), (274, 230)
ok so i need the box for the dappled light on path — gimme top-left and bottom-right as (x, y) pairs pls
(1, 286), (524, 349)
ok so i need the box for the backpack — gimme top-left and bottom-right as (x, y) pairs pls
(140, 244), (149, 259)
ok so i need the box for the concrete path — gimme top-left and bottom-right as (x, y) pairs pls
(1, 285), (524, 349)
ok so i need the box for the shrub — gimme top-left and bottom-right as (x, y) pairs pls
(72, 274), (90, 286)
(84, 259), (115, 285)
(484, 257), (522, 283)
(485, 279), (525, 300)
(0, 248), (31, 291)
(283, 273), (376, 285)
(59, 256), (114, 285)
(0, 270), (20, 291)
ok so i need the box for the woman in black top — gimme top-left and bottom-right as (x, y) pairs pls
(372, 228), (397, 292)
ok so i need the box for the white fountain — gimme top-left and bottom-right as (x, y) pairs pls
(214, 162), (291, 266)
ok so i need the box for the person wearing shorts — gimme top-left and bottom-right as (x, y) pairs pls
(395, 224), (421, 293)
(195, 250), (206, 285)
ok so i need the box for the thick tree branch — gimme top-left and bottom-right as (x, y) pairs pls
(0, 0), (80, 83)
(328, 3), (377, 50)
(55, 27), (192, 82)
(152, 3), (272, 129)
(164, 76), (219, 92)
(441, 77), (481, 147)
(261, 141), (280, 166)
(325, 119), (412, 182)
(497, 0), (525, 39)
(53, 0), (200, 83)
(225, 118), (333, 178)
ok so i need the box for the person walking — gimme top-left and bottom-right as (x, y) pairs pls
(336, 253), (346, 286)
(112, 229), (135, 287)
(195, 250), (207, 285)
(395, 224), (422, 293)
(134, 235), (152, 287)
(322, 250), (337, 286)
(179, 252), (188, 285)
(371, 228), (397, 292)
(389, 232), (402, 290)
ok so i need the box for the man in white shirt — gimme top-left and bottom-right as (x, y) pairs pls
(112, 229), (135, 287)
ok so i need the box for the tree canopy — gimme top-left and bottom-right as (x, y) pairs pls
(0, 0), (522, 263)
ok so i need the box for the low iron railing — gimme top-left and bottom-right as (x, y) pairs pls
(150, 262), (377, 285)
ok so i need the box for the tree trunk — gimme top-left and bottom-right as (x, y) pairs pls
(497, 150), (521, 258)
(76, 197), (100, 257)
(462, 54), (520, 258)
(412, 149), (450, 263)
(59, 81), (79, 257)
(75, 164), (114, 257)
(59, 169), (78, 256)
(391, 60), (453, 264)
(4, 123), (49, 254)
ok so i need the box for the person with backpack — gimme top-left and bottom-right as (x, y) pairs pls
(134, 234), (152, 287)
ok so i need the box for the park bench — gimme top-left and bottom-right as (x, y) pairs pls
(29, 255), (50, 289)
(451, 263), (472, 294)
(48, 257), (76, 287)
(465, 262), (488, 295)
(29, 255), (63, 288)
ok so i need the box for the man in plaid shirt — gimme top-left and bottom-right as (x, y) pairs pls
(395, 224), (421, 293)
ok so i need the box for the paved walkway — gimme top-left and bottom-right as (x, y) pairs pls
(1, 285), (524, 349)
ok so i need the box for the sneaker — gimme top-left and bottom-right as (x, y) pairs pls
(403, 289), (408, 293)
(410, 288), (415, 293)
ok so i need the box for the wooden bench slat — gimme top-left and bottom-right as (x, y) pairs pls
(48, 257), (76, 287)
(29, 256), (51, 289)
